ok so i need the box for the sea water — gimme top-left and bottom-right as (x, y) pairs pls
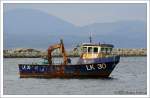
(3, 57), (147, 95)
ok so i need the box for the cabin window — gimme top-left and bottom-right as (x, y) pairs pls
(83, 47), (87, 53)
(101, 47), (113, 53)
(101, 48), (107, 53)
(110, 48), (112, 52)
(108, 48), (112, 53)
(94, 47), (98, 53)
(88, 47), (92, 53)
(105, 48), (108, 53)
(101, 48), (104, 52)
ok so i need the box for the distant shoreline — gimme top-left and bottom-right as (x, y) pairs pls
(3, 48), (147, 58)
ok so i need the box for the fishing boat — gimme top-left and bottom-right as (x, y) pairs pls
(18, 38), (120, 78)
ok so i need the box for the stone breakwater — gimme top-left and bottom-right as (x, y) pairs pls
(3, 48), (146, 58)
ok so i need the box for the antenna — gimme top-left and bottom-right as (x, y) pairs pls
(89, 32), (92, 43)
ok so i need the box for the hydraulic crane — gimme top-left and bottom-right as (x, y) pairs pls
(47, 39), (68, 65)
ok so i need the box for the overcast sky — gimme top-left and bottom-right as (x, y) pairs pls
(4, 3), (147, 26)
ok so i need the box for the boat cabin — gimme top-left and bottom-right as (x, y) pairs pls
(81, 43), (114, 59)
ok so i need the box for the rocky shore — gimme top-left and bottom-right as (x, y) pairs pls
(3, 48), (147, 58)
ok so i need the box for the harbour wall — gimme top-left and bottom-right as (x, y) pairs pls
(3, 48), (147, 58)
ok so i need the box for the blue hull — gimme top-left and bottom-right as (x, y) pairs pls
(18, 56), (120, 78)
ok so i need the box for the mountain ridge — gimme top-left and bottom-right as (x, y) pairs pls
(4, 9), (147, 49)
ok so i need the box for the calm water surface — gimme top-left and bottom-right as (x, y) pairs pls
(3, 57), (147, 95)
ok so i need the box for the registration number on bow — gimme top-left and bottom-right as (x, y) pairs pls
(85, 63), (107, 71)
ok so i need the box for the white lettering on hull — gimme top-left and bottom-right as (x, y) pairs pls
(86, 63), (107, 71)
(86, 65), (95, 70)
